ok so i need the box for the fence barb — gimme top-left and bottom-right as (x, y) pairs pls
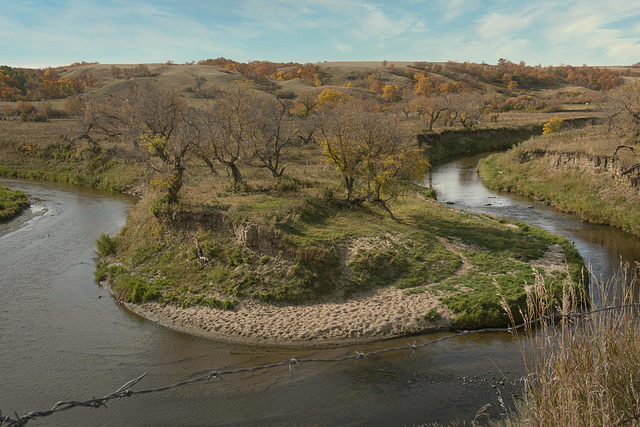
(1, 302), (639, 427)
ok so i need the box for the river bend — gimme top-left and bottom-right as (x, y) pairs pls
(1, 154), (638, 426)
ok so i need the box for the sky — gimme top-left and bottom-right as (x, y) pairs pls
(2, 0), (640, 68)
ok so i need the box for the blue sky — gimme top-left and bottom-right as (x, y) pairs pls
(2, 0), (640, 68)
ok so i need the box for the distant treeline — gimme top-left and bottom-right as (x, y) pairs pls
(411, 59), (637, 91)
(196, 58), (325, 86)
(0, 65), (97, 102)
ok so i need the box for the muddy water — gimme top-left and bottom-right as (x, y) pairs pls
(1, 158), (638, 426)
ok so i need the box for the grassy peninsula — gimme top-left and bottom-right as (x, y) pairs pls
(94, 151), (585, 334)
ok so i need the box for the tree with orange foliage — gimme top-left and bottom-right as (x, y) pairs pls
(414, 75), (436, 96)
(410, 94), (448, 131)
(382, 84), (401, 102)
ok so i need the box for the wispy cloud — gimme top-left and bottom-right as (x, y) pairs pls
(439, 0), (482, 21)
(477, 10), (539, 39)
(2, 0), (640, 67)
(348, 3), (415, 41)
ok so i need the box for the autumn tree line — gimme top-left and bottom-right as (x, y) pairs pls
(4, 58), (640, 214)
(412, 59), (637, 91)
(0, 65), (95, 101)
(3, 57), (633, 103)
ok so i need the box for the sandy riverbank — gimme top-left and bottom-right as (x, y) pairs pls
(113, 244), (568, 347)
(121, 286), (453, 347)
(0, 205), (46, 237)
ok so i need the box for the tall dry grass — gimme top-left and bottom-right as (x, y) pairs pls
(497, 263), (640, 426)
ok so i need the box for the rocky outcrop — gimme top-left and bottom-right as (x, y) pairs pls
(172, 208), (284, 256)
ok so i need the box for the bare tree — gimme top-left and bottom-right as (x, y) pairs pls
(122, 83), (199, 202)
(410, 94), (449, 131)
(608, 82), (640, 141)
(246, 97), (300, 178)
(199, 83), (257, 184)
(395, 93), (418, 120)
(613, 145), (640, 175)
(288, 90), (322, 146)
(446, 93), (491, 129)
(71, 96), (124, 156)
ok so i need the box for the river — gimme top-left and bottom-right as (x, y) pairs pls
(428, 153), (640, 305)
(1, 155), (638, 426)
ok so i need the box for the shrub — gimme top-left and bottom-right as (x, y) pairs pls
(542, 116), (564, 134)
(127, 277), (160, 303)
(96, 234), (118, 256)
(421, 187), (437, 200)
(423, 308), (441, 322)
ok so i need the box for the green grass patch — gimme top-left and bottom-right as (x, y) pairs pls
(101, 189), (586, 329)
(96, 234), (118, 256)
(0, 185), (29, 221)
(423, 308), (442, 322)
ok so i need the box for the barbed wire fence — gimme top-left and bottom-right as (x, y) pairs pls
(2, 302), (640, 427)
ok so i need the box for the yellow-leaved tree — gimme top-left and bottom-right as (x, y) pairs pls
(543, 116), (564, 134)
(316, 101), (430, 217)
(317, 88), (351, 107)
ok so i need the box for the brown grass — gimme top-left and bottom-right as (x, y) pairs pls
(510, 123), (637, 157)
(496, 263), (640, 426)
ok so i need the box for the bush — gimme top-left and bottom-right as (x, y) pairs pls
(423, 308), (441, 322)
(421, 187), (437, 200)
(543, 116), (564, 134)
(96, 234), (118, 256)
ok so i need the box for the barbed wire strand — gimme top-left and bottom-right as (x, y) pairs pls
(1, 302), (639, 427)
